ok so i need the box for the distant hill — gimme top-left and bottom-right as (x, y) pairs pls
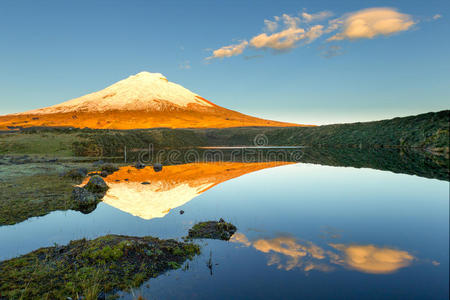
(82, 110), (448, 153)
(263, 110), (449, 151)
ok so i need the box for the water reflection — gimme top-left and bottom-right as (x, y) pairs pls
(329, 243), (414, 274)
(231, 233), (415, 274)
(112, 147), (449, 181)
(101, 162), (293, 219)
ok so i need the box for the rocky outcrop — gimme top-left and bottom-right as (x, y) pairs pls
(187, 219), (237, 241)
(153, 163), (163, 172)
(72, 187), (98, 205)
(84, 175), (109, 193)
(134, 162), (146, 169)
(72, 175), (109, 214)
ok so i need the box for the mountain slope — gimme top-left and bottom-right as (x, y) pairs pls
(0, 72), (304, 130)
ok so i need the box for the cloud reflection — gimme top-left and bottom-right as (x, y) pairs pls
(231, 233), (415, 274)
(330, 243), (414, 274)
(253, 236), (326, 271)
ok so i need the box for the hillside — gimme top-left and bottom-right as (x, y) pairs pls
(79, 110), (449, 154)
(1, 110), (448, 157)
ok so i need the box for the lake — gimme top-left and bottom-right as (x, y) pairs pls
(0, 149), (448, 299)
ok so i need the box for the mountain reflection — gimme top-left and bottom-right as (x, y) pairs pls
(231, 233), (415, 274)
(102, 162), (293, 219)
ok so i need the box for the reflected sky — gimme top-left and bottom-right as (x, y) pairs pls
(0, 161), (448, 299)
(231, 233), (416, 274)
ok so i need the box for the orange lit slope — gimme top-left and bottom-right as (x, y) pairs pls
(99, 161), (294, 219)
(0, 72), (308, 130)
(105, 161), (293, 191)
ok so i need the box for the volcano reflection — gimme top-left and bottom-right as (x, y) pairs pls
(102, 162), (293, 220)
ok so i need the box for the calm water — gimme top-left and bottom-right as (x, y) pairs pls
(0, 158), (448, 299)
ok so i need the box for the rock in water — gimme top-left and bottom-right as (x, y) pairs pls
(84, 175), (109, 193)
(187, 219), (237, 241)
(153, 163), (163, 172)
(135, 162), (146, 169)
(72, 175), (109, 214)
(72, 187), (99, 208)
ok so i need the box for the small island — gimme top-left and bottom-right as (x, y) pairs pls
(0, 220), (237, 299)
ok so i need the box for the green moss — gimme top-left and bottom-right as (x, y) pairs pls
(167, 261), (181, 269)
(87, 245), (123, 262)
(188, 220), (237, 241)
(132, 272), (147, 287)
(171, 247), (184, 256)
(0, 234), (201, 299)
(183, 244), (201, 258)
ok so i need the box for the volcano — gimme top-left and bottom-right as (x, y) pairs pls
(0, 72), (304, 130)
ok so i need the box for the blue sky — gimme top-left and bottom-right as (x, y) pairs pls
(0, 0), (448, 124)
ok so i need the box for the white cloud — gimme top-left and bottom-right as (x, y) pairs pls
(206, 40), (248, 60)
(432, 14), (442, 20)
(324, 18), (344, 33)
(178, 60), (191, 69)
(301, 11), (333, 23)
(206, 7), (418, 60)
(264, 19), (278, 32)
(328, 7), (415, 41)
(250, 13), (319, 51)
(281, 13), (300, 28)
(305, 25), (324, 43)
(250, 26), (306, 51)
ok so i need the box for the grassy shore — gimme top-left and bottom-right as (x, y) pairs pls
(0, 234), (200, 300)
(0, 157), (117, 225)
(1, 110), (447, 157)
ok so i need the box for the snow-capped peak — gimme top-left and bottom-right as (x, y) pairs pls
(23, 71), (213, 114)
(127, 71), (168, 82)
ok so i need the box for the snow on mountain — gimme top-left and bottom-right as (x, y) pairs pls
(0, 71), (304, 129)
(22, 72), (213, 114)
